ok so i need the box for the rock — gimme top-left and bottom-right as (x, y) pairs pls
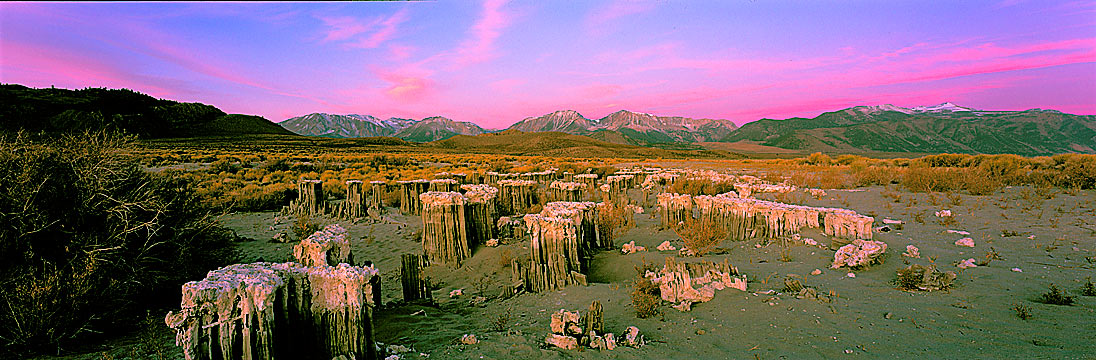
(884, 312), (893, 319)
(550, 309), (582, 334)
(946, 229), (970, 235)
(621, 241), (647, 254)
(460, 334), (478, 345)
(545, 334), (577, 349)
(272, 232), (288, 243)
(1011, 267), (1023, 272)
(804, 238), (818, 246)
(957, 258), (978, 269)
(449, 289), (463, 298)
(955, 237), (975, 247)
(623, 326), (643, 347)
(831, 239), (888, 269)
(292, 224), (353, 266)
(811, 269), (822, 276)
(604, 333), (617, 350)
(486, 238), (499, 247)
(656, 241), (677, 251)
(696, 329), (706, 335)
(385, 355), (400, 360)
(847, 272), (856, 278)
(935, 209), (952, 217)
(903, 245), (921, 258)
(165, 262), (380, 360)
(387, 344), (412, 354)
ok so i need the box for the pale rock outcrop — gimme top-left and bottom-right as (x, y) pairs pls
(164, 262), (379, 360)
(955, 237), (975, 247)
(621, 241), (646, 254)
(831, 239), (888, 269)
(292, 224), (352, 267)
(903, 245), (921, 258)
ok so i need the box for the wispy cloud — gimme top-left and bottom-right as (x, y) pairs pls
(585, 0), (656, 37)
(451, 0), (513, 68)
(316, 9), (409, 49)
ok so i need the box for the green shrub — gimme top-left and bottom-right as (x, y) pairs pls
(0, 130), (238, 354)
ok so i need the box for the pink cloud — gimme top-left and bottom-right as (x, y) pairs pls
(376, 71), (435, 102)
(451, 0), (513, 68)
(350, 9), (409, 49)
(318, 16), (372, 42)
(585, 0), (656, 36)
(387, 44), (415, 61)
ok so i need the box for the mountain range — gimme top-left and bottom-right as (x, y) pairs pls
(279, 102), (1094, 156)
(3, 84), (1091, 156)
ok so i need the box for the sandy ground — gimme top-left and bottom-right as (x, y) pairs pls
(37, 182), (1096, 359)
(216, 184), (1096, 359)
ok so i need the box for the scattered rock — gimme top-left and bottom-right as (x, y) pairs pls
(621, 241), (647, 254)
(657, 241), (677, 251)
(804, 238), (818, 246)
(935, 209), (953, 217)
(884, 312), (893, 319)
(847, 272), (856, 278)
(957, 258), (978, 269)
(903, 245), (921, 258)
(623, 326), (644, 347)
(545, 334), (577, 349)
(946, 229), (970, 235)
(460, 334), (478, 345)
(486, 239), (499, 247)
(1011, 267), (1023, 272)
(831, 239), (888, 269)
(955, 237), (975, 247)
(271, 232), (287, 243)
(811, 269), (822, 276)
(449, 289), (463, 298)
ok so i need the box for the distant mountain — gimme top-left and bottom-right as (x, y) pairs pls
(0, 84), (293, 137)
(723, 103), (1096, 156)
(509, 110), (596, 134)
(428, 129), (740, 159)
(281, 113), (396, 138)
(506, 109), (738, 145)
(281, 113), (485, 142)
(393, 116), (486, 142)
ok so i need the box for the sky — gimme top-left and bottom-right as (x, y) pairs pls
(2, 1), (1094, 129)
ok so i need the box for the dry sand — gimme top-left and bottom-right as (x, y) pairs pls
(213, 184), (1096, 359)
(40, 182), (1096, 359)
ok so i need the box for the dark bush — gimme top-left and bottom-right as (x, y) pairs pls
(0, 130), (238, 354)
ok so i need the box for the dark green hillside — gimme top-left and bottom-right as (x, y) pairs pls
(0, 84), (293, 137)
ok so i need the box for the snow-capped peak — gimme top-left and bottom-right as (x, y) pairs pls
(911, 102), (972, 113)
(855, 104), (914, 114)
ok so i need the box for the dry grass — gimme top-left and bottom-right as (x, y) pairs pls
(673, 217), (728, 256)
(631, 276), (661, 319)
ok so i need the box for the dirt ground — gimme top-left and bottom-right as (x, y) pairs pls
(37, 177), (1096, 359)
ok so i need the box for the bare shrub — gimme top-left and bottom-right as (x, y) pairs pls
(292, 213), (323, 240)
(0, 131), (238, 353)
(673, 217), (727, 256)
(631, 276), (661, 319)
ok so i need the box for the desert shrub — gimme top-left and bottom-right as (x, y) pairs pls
(261, 157), (291, 172)
(597, 201), (634, 246)
(0, 131), (238, 354)
(1036, 284), (1075, 305)
(803, 152), (832, 166)
(233, 183), (296, 212)
(854, 165), (901, 186)
(1012, 304), (1032, 320)
(668, 178), (735, 196)
(673, 217), (727, 256)
(208, 158), (239, 174)
(1080, 278), (1096, 296)
(901, 166), (964, 192)
(914, 153), (971, 168)
(292, 214), (323, 240)
(1051, 154), (1096, 189)
(488, 159), (512, 173)
(631, 276), (661, 319)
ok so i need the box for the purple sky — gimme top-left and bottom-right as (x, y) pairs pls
(2, 1), (1094, 128)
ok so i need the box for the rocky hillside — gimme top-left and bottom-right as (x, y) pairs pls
(724, 103), (1096, 155)
(281, 113), (484, 142)
(507, 109), (738, 145)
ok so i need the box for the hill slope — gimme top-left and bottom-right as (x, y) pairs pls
(428, 129), (739, 158)
(724, 104), (1096, 156)
(0, 84), (293, 137)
